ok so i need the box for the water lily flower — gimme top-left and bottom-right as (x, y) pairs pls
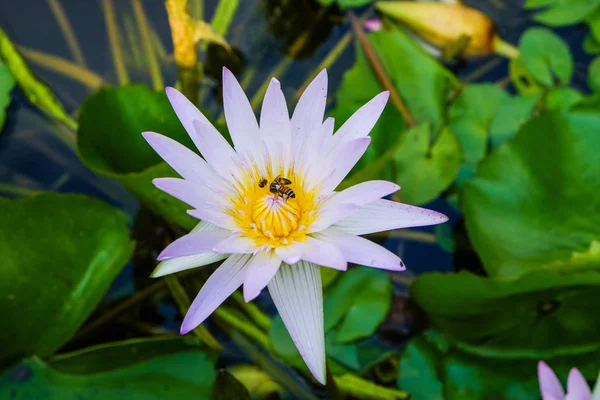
(142, 67), (448, 384)
(538, 361), (599, 400)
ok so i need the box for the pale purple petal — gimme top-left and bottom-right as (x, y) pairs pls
(329, 91), (389, 149)
(275, 242), (303, 264)
(318, 137), (371, 195)
(291, 69), (327, 166)
(333, 198), (448, 235)
(260, 78), (292, 171)
(152, 177), (227, 209)
(187, 208), (238, 231)
(310, 181), (400, 232)
(157, 229), (231, 260)
(301, 236), (347, 271)
(303, 118), (336, 188)
(268, 261), (326, 384)
(213, 234), (257, 254)
(539, 361), (566, 400)
(191, 119), (241, 181)
(222, 67), (263, 168)
(364, 19), (383, 31)
(181, 254), (251, 334)
(243, 251), (281, 302)
(142, 132), (226, 189)
(593, 371), (600, 400)
(567, 368), (592, 400)
(314, 228), (404, 271)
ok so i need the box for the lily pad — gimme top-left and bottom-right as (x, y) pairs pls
(448, 84), (509, 183)
(0, 338), (216, 399)
(77, 84), (198, 229)
(410, 269), (600, 350)
(398, 331), (600, 400)
(211, 370), (251, 400)
(529, 0), (600, 26)
(461, 112), (600, 278)
(519, 28), (573, 87)
(0, 193), (134, 368)
(545, 87), (582, 111)
(589, 56), (600, 91)
(489, 93), (541, 149)
(0, 60), (15, 132)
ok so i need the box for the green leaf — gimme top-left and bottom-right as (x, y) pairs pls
(448, 84), (509, 183)
(589, 56), (600, 91)
(316, 0), (374, 8)
(0, 60), (15, 132)
(393, 124), (462, 204)
(227, 365), (283, 400)
(0, 193), (134, 368)
(519, 28), (573, 86)
(489, 93), (541, 149)
(398, 331), (600, 400)
(533, 0), (600, 26)
(410, 269), (600, 350)
(545, 87), (582, 111)
(211, 370), (251, 400)
(461, 112), (600, 278)
(77, 84), (198, 229)
(583, 32), (600, 53)
(1, 339), (216, 399)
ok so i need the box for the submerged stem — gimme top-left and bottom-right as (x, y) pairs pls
(132, 0), (164, 91)
(48, 0), (87, 67)
(102, 0), (129, 85)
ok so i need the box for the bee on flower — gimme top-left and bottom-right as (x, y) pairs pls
(142, 68), (447, 384)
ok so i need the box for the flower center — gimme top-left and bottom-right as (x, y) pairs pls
(252, 195), (300, 238)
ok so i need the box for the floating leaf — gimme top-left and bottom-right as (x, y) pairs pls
(410, 269), (600, 349)
(462, 112), (600, 278)
(589, 56), (600, 91)
(0, 60), (14, 132)
(77, 85), (198, 229)
(532, 0), (600, 26)
(489, 93), (541, 149)
(398, 331), (600, 400)
(545, 87), (582, 111)
(584, 32), (600, 53)
(0, 193), (134, 368)
(227, 365), (283, 400)
(519, 28), (573, 86)
(1, 339), (216, 399)
(448, 84), (509, 183)
(211, 370), (251, 400)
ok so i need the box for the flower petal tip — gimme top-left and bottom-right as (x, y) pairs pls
(180, 323), (193, 335)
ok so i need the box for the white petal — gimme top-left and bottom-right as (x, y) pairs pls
(187, 208), (237, 231)
(142, 132), (227, 190)
(567, 368), (592, 400)
(333, 199), (448, 235)
(260, 78), (292, 171)
(309, 181), (400, 232)
(268, 261), (326, 384)
(314, 228), (404, 271)
(213, 234), (257, 254)
(318, 137), (371, 194)
(157, 229), (231, 260)
(181, 254), (251, 333)
(152, 177), (228, 209)
(191, 119), (241, 182)
(329, 91), (389, 149)
(291, 69), (327, 168)
(592, 371), (600, 400)
(301, 117), (335, 184)
(243, 251), (281, 302)
(275, 242), (303, 264)
(301, 236), (347, 271)
(538, 361), (566, 400)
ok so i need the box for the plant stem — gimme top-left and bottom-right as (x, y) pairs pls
(47, 0), (87, 67)
(335, 374), (410, 400)
(213, 305), (271, 349)
(493, 36), (519, 59)
(209, 0), (239, 37)
(0, 28), (78, 135)
(102, 0), (129, 85)
(348, 11), (416, 127)
(166, 0), (199, 104)
(164, 275), (222, 351)
(132, 0), (164, 91)
(230, 291), (272, 332)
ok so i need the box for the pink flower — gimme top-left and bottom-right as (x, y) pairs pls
(538, 361), (598, 400)
(143, 68), (448, 384)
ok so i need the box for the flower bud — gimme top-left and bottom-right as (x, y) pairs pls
(375, 2), (498, 56)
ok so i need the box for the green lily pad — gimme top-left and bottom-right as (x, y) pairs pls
(0, 60), (15, 132)
(530, 0), (600, 26)
(545, 87), (582, 111)
(317, 0), (373, 7)
(211, 370), (251, 400)
(489, 93), (541, 149)
(519, 28), (573, 87)
(398, 331), (600, 400)
(0, 338), (216, 399)
(589, 56), (600, 91)
(462, 112), (600, 278)
(448, 84), (509, 183)
(77, 84), (198, 229)
(410, 269), (600, 350)
(0, 193), (134, 368)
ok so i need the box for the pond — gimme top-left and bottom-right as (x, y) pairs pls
(0, 0), (599, 399)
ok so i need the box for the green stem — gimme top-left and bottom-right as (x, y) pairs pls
(209, 0), (239, 38)
(213, 305), (270, 349)
(164, 275), (222, 351)
(132, 0), (164, 91)
(0, 27), (78, 137)
(230, 291), (272, 332)
(335, 374), (410, 400)
(102, 0), (130, 85)
(493, 36), (519, 59)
